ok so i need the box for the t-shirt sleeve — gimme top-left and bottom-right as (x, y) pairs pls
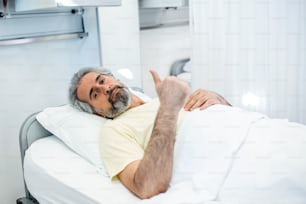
(100, 123), (144, 180)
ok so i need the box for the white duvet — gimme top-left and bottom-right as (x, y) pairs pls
(24, 105), (306, 204)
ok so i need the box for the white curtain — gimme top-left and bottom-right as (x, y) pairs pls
(190, 0), (306, 124)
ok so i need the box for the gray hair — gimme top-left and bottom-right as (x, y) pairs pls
(68, 67), (113, 114)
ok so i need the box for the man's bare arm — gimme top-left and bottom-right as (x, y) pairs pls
(118, 70), (189, 199)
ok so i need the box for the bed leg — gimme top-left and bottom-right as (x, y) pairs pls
(16, 197), (38, 204)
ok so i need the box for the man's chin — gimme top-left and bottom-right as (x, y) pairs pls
(104, 87), (131, 118)
(112, 100), (131, 117)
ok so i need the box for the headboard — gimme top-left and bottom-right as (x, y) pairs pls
(18, 112), (52, 203)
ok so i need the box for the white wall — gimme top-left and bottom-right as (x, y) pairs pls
(140, 24), (191, 97)
(0, 8), (101, 203)
(98, 0), (142, 88)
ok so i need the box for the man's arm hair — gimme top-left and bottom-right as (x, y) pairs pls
(118, 70), (189, 199)
(119, 107), (178, 199)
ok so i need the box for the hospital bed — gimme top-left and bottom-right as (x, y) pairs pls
(18, 93), (306, 204)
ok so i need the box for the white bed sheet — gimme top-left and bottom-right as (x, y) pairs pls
(24, 105), (306, 204)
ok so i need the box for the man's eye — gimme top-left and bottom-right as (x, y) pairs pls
(99, 79), (105, 84)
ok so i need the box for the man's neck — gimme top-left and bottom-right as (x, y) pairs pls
(129, 94), (145, 109)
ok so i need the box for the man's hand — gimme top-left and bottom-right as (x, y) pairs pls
(150, 70), (189, 112)
(184, 89), (231, 111)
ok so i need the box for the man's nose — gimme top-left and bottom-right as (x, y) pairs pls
(105, 86), (110, 95)
(99, 85), (111, 95)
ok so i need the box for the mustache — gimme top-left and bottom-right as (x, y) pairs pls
(108, 85), (126, 103)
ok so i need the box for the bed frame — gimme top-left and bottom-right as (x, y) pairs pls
(17, 112), (52, 204)
(169, 58), (190, 76)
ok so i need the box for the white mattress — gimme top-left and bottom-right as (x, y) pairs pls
(24, 136), (141, 204)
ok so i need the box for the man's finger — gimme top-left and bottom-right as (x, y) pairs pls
(149, 70), (162, 85)
(184, 98), (196, 110)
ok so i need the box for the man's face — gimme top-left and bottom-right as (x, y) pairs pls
(77, 72), (131, 118)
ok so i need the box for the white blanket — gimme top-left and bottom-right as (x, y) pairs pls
(145, 105), (306, 203)
(25, 105), (306, 204)
(169, 105), (306, 203)
(162, 105), (266, 203)
(219, 118), (306, 204)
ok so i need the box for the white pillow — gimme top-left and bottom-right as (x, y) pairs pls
(36, 104), (108, 175)
(36, 90), (151, 177)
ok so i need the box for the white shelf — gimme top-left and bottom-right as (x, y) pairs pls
(139, 0), (188, 8)
(15, 0), (121, 12)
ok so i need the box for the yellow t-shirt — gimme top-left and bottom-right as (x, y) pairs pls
(100, 98), (186, 180)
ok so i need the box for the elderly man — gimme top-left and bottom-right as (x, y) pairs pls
(69, 67), (230, 199)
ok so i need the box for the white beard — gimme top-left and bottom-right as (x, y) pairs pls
(96, 87), (132, 118)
